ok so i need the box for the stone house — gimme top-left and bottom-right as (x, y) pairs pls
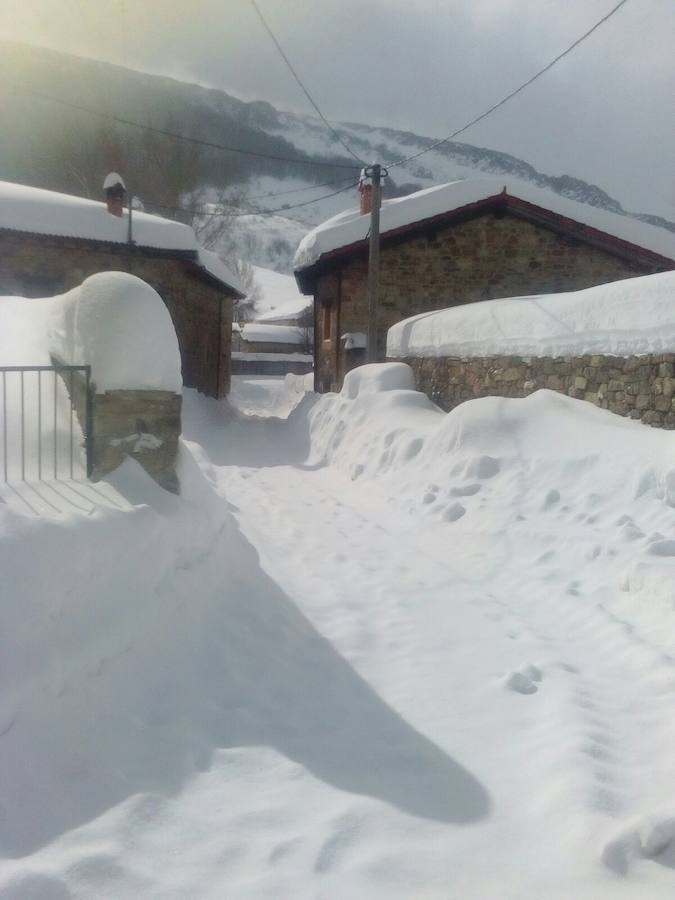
(293, 178), (675, 392)
(0, 178), (244, 398)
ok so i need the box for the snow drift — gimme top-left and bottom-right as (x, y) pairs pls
(388, 271), (675, 359)
(50, 272), (182, 392)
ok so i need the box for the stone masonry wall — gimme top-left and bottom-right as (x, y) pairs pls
(64, 366), (182, 492)
(0, 231), (233, 398)
(313, 210), (666, 390)
(92, 390), (182, 493)
(401, 353), (675, 429)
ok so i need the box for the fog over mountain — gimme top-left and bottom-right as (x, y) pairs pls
(1, 0), (673, 222)
(1, 41), (673, 273)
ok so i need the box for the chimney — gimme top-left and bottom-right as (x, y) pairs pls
(103, 172), (127, 217)
(360, 167), (377, 215)
(359, 182), (373, 216)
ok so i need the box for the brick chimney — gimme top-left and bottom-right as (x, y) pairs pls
(103, 172), (127, 217)
(359, 182), (373, 216)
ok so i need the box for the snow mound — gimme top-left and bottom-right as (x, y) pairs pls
(341, 362), (416, 398)
(305, 363), (675, 515)
(388, 271), (675, 359)
(49, 272), (182, 392)
(294, 177), (675, 271)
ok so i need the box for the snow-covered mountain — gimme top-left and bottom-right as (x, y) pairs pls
(3, 41), (673, 276)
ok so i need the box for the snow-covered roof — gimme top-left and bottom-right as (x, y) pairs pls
(387, 271), (675, 360)
(0, 180), (243, 295)
(240, 323), (306, 345)
(294, 177), (675, 276)
(256, 297), (312, 324)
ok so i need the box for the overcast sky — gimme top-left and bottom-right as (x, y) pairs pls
(1, 0), (673, 217)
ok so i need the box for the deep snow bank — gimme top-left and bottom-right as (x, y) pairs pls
(387, 271), (675, 359)
(304, 363), (675, 529)
(49, 272), (182, 392)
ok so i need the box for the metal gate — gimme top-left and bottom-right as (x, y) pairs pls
(0, 365), (92, 484)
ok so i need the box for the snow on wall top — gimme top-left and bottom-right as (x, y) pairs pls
(294, 177), (675, 272)
(387, 271), (675, 360)
(240, 323), (306, 345)
(50, 272), (183, 392)
(0, 180), (242, 294)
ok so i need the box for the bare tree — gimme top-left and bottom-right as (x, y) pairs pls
(227, 258), (261, 323)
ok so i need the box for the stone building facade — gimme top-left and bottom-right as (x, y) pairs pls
(0, 230), (240, 399)
(402, 353), (675, 429)
(295, 190), (674, 393)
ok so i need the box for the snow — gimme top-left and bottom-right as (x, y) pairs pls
(49, 272), (182, 392)
(388, 271), (675, 359)
(3, 362), (675, 897)
(0, 271), (181, 482)
(251, 265), (310, 321)
(197, 249), (243, 295)
(229, 374), (312, 418)
(239, 323), (306, 346)
(0, 180), (242, 294)
(102, 172), (126, 191)
(294, 177), (675, 271)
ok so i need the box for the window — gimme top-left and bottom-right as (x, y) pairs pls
(322, 303), (333, 342)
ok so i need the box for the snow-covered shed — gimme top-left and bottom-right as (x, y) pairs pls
(232, 323), (311, 355)
(0, 179), (245, 398)
(293, 177), (675, 393)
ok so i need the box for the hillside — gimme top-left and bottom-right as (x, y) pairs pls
(2, 41), (673, 274)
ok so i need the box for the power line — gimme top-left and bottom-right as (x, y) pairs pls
(147, 178), (361, 220)
(7, 85), (361, 172)
(250, 0), (365, 166)
(387, 0), (631, 170)
(244, 174), (357, 201)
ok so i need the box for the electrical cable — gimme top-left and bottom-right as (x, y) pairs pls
(145, 178), (361, 220)
(387, 0), (631, 170)
(250, 0), (365, 165)
(6, 85), (361, 172)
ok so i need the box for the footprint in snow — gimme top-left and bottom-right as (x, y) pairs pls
(648, 539), (675, 557)
(602, 815), (675, 875)
(449, 483), (481, 498)
(504, 665), (543, 695)
(543, 489), (561, 509)
(443, 502), (466, 522)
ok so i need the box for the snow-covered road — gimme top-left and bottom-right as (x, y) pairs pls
(2, 372), (675, 899)
(180, 376), (675, 898)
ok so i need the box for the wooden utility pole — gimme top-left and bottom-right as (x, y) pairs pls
(127, 192), (134, 274)
(366, 164), (382, 363)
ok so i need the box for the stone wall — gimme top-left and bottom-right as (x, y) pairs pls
(313, 210), (666, 391)
(63, 366), (182, 492)
(91, 390), (182, 493)
(0, 230), (233, 398)
(401, 353), (675, 428)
